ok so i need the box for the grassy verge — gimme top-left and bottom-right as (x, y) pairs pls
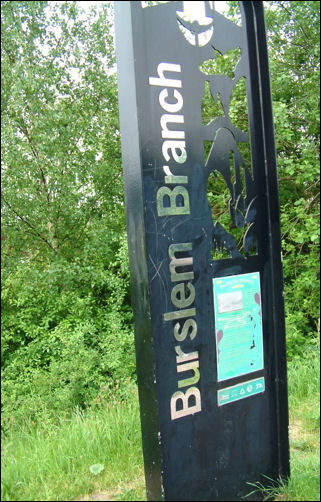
(1, 387), (146, 502)
(2, 347), (319, 501)
(275, 344), (320, 501)
(248, 344), (320, 501)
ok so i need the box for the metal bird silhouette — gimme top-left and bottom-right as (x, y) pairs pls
(176, 13), (214, 47)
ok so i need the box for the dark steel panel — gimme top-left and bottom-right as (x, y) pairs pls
(114, 3), (162, 499)
(115, 2), (290, 500)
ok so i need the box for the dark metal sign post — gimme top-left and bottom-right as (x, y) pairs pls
(115, 2), (290, 500)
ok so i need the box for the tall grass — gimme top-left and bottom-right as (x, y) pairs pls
(279, 345), (320, 501)
(288, 345), (320, 421)
(2, 348), (319, 501)
(1, 387), (145, 501)
(248, 345), (320, 501)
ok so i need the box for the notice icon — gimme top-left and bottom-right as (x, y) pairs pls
(217, 377), (265, 407)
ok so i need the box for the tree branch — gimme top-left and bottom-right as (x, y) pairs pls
(15, 116), (51, 207)
(279, 2), (311, 45)
(2, 196), (57, 253)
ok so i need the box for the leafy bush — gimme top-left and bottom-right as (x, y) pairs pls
(1, 231), (135, 429)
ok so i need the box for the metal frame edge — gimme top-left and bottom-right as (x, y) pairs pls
(114, 2), (163, 499)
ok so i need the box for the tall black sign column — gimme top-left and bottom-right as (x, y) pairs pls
(115, 2), (290, 500)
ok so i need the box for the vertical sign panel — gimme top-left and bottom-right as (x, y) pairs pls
(115, 2), (289, 500)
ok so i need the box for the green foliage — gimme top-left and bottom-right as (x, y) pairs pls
(264, 1), (320, 357)
(1, 230), (135, 429)
(1, 0), (122, 263)
(1, 1), (134, 428)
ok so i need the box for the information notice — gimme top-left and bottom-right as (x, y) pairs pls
(213, 273), (264, 382)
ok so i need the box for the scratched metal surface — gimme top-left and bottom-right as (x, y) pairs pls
(115, 2), (289, 500)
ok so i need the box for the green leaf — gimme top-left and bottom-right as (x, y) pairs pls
(89, 463), (104, 476)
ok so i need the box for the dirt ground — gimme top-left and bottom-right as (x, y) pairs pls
(74, 490), (119, 501)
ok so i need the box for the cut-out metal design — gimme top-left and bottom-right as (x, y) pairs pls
(205, 128), (257, 257)
(176, 3), (214, 47)
(174, 2), (257, 258)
